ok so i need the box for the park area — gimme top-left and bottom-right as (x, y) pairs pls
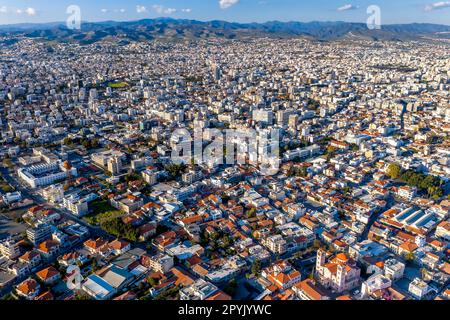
(107, 81), (129, 89)
(83, 200), (123, 225)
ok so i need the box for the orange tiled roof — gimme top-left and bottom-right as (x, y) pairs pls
(17, 279), (39, 295)
(36, 266), (60, 281)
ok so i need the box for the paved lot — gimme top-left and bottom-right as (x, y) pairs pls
(0, 218), (27, 240)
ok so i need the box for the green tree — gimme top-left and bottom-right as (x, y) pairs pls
(245, 207), (257, 219)
(251, 260), (262, 276)
(386, 163), (401, 180)
(147, 277), (158, 288)
(405, 252), (415, 262)
(63, 137), (72, 145)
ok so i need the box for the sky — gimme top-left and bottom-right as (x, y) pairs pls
(0, 0), (449, 26)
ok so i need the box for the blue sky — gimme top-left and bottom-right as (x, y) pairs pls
(0, 0), (449, 25)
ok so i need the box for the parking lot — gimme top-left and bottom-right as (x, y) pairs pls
(0, 210), (28, 240)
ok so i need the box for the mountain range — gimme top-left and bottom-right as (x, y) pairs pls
(1, 18), (449, 44)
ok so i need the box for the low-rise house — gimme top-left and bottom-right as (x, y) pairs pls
(16, 278), (40, 300)
(179, 279), (220, 300)
(293, 279), (330, 300)
(408, 278), (433, 300)
(58, 251), (88, 267)
(138, 222), (157, 241)
(109, 240), (131, 256)
(36, 266), (61, 285)
(37, 240), (60, 259)
(261, 261), (302, 291)
(84, 238), (110, 255)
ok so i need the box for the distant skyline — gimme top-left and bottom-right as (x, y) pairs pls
(0, 0), (449, 26)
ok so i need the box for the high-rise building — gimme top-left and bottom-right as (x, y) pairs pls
(107, 157), (122, 176)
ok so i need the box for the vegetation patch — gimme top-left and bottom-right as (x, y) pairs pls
(83, 200), (124, 225)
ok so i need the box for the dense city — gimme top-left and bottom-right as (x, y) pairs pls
(0, 34), (449, 302)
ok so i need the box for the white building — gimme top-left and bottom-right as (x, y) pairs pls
(262, 235), (287, 254)
(180, 279), (219, 300)
(0, 239), (21, 259)
(408, 278), (432, 300)
(107, 156), (122, 176)
(18, 161), (77, 189)
(63, 195), (89, 217)
(383, 258), (405, 281)
(142, 169), (158, 186)
(42, 184), (64, 204)
(2, 191), (22, 205)
(361, 273), (392, 298)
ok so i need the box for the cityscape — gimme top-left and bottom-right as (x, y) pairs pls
(0, 1), (449, 305)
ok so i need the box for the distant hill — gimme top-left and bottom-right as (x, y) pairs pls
(0, 18), (449, 44)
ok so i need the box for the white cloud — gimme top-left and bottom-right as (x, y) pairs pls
(25, 7), (37, 16)
(219, 0), (239, 10)
(15, 7), (37, 16)
(136, 5), (148, 14)
(152, 5), (177, 15)
(0, 6), (8, 14)
(118, 9), (126, 13)
(337, 4), (359, 12)
(425, 1), (450, 11)
(181, 8), (192, 13)
(101, 9), (108, 13)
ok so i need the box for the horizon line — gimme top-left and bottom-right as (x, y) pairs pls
(0, 17), (449, 28)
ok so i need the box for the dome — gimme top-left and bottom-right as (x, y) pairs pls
(336, 253), (349, 263)
(63, 160), (72, 170)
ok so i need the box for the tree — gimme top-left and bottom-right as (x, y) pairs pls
(220, 235), (231, 248)
(386, 163), (401, 180)
(63, 137), (72, 146)
(1, 293), (16, 300)
(147, 277), (158, 288)
(164, 163), (186, 179)
(75, 293), (91, 300)
(91, 259), (98, 272)
(405, 252), (415, 262)
(251, 260), (262, 276)
(245, 207), (257, 219)
(2, 158), (13, 168)
(100, 218), (138, 242)
(313, 240), (322, 250)
(223, 279), (237, 297)
(325, 146), (337, 161)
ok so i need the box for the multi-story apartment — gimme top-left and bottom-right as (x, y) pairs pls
(397, 186), (417, 201)
(63, 195), (89, 217)
(383, 258), (405, 281)
(262, 235), (287, 254)
(27, 224), (52, 245)
(142, 253), (174, 274)
(0, 239), (21, 259)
